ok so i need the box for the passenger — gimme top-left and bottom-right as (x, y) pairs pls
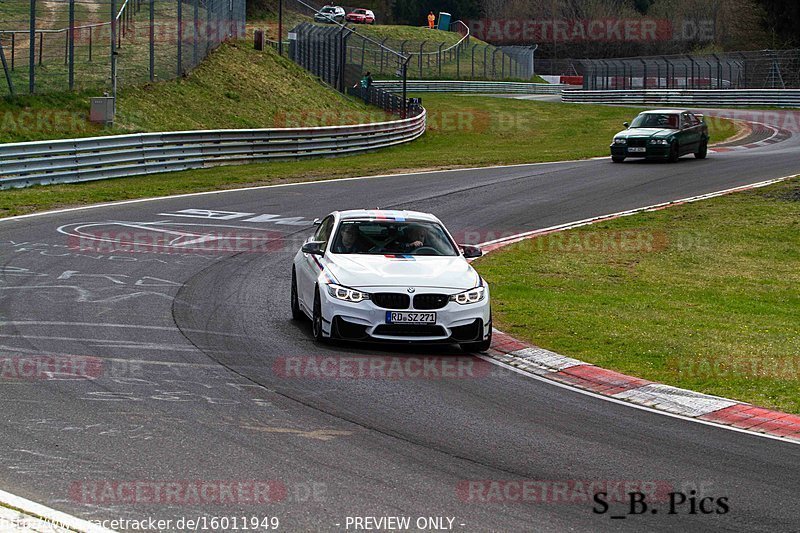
(334, 224), (366, 253)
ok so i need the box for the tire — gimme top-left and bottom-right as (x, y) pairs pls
(312, 288), (326, 342)
(668, 142), (680, 163)
(695, 140), (708, 159)
(460, 319), (492, 353)
(290, 268), (304, 321)
(612, 156), (625, 163)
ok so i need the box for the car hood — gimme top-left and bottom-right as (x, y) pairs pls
(324, 254), (480, 290)
(616, 128), (677, 139)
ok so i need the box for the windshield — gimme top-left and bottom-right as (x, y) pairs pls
(330, 220), (459, 256)
(630, 113), (679, 129)
(321, 7), (335, 13)
(354, 9), (366, 13)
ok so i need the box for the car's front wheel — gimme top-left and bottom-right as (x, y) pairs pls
(312, 288), (326, 342)
(668, 142), (680, 162)
(290, 267), (304, 321)
(612, 155), (625, 163)
(695, 140), (708, 159)
(461, 322), (492, 353)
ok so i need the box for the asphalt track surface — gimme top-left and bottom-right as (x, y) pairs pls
(1, 110), (799, 532)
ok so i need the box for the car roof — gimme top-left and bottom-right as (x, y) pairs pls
(639, 109), (690, 114)
(335, 209), (441, 223)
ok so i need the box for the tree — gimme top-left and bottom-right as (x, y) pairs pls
(758, 0), (800, 46)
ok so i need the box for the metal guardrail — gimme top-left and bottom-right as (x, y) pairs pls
(0, 111), (426, 189)
(561, 89), (800, 107)
(374, 80), (567, 94)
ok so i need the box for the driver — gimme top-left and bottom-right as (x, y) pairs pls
(389, 224), (428, 253)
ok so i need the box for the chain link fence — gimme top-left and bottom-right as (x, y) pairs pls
(0, 0), (245, 96)
(576, 49), (800, 90)
(260, 0), (536, 82)
(287, 21), (421, 118)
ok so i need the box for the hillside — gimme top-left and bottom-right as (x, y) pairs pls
(0, 42), (384, 143)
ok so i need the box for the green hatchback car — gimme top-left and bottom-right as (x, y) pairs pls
(610, 110), (709, 163)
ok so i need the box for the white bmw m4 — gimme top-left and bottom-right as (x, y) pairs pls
(291, 210), (492, 352)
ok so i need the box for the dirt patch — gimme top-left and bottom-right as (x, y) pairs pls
(762, 184), (800, 202)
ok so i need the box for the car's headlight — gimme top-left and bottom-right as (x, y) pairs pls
(327, 283), (370, 303)
(649, 138), (670, 145)
(450, 286), (486, 305)
(613, 137), (627, 145)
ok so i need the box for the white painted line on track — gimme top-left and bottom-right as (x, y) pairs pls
(478, 175), (796, 248)
(0, 488), (115, 533)
(0, 159), (597, 224)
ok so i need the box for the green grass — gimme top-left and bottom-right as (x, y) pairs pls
(0, 42), (383, 142)
(114, 42), (381, 132)
(474, 178), (800, 413)
(358, 24), (465, 46)
(0, 94), (737, 217)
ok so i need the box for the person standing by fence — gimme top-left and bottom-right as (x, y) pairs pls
(360, 71), (373, 103)
(428, 11), (436, 29)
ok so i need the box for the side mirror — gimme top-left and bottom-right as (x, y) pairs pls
(312, 218), (322, 226)
(461, 245), (483, 259)
(302, 241), (325, 255)
(623, 122), (630, 128)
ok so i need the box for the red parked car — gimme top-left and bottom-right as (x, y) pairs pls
(346, 8), (375, 24)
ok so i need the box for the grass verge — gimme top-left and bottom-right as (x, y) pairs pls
(0, 94), (737, 218)
(474, 178), (800, 414)
(0, 42), (381, 142)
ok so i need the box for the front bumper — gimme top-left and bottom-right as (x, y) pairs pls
(320, 288), (491, 344)
(610, 144), (671, 159)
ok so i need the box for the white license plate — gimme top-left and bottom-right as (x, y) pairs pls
(628, 147), (646, 153)
(386, 311), (436, 324)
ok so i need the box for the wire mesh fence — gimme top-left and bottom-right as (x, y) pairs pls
(576, 49), (800, 90)
(259, 0), (536, 82)
(0, 0), (245, 96)
(287, 21), (420, 118)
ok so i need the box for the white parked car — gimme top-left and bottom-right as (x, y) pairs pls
(314, 5), (346, 23)
(291, 210), (492, 351)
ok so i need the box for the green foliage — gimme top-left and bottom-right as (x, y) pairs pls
(476, 177), (800, 413)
